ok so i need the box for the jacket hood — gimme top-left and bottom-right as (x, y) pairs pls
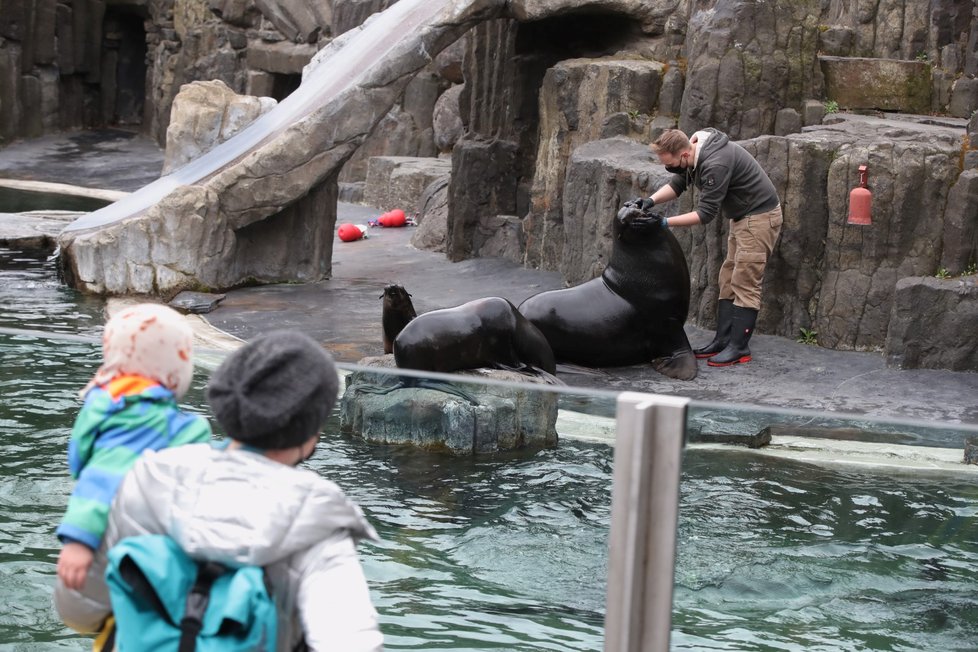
(116, 443), (379, 567)
(695, 127), (729, 161)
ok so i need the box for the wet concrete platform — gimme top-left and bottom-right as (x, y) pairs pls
(2, 129), (977, 434)
(0, 128), (164, 192)
(210, 220), (978, 431)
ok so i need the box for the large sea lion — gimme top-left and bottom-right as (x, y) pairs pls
(381, 284), (417, 354)
(393, 296), (557, 377)
(518, 202), (697, 380)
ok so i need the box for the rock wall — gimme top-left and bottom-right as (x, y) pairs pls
(0, 0), (276, 146)
(441, 0), (978, 370)
(447, 0), (978, 273)
(1, 0), (110, 141)
(5, 0), (977, 148)
(524, 58), (666, 271)
(555, 115), (976, 368)
(10, 0), (978, 370)
(750, 116), (966, 352)
(0, 0), (468, 203)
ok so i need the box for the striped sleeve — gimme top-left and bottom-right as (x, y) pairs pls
(57, 396), (211, 548)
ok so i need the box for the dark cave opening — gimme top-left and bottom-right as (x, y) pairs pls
(515, 11), (643, 60)
(103, 6), (148, 127)
(272, 73), (302, 102)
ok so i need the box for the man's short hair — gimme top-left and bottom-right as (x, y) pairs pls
(651, 129), (690, 155)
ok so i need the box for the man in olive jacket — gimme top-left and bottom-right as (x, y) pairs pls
(637, 128), (782, 366)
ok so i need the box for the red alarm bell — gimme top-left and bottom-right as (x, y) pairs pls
(847, 165), (872, 226)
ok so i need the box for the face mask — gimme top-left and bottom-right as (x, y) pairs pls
(296, 437), (319, 466)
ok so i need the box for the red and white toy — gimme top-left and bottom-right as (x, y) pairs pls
(337, 223), (369, 242)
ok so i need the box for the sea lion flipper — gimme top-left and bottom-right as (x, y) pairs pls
(491, 362), (564, 386)
(554, 363), (609, 377)
(355, 377), (479, 404)
(412, 378), (479, 405)
(529, 368), (564, 386)
(651, 350), (698, 381)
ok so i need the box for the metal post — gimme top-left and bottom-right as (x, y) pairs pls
(604, 392), (689, 652)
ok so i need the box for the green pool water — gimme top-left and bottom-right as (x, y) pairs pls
(0, 186), (113, 213)
(2, 247), (977, 651)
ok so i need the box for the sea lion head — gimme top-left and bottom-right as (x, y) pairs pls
(615, 201), (668, 238)
(381, 284), (413, 305)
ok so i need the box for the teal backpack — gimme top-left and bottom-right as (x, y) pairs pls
(105, 534), (277, 651)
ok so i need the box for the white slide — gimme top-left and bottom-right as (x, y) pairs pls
(63, 0), (498, 234)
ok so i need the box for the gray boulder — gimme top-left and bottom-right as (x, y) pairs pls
(820, 56), (931, 114)
(363, 156), (451, 214)
(886, 276), (978, 371)
(410, 177), (450, 252)
(162, 80), (277, 175)
(432, 84), (464, 153)
(339, 355), (558, 454)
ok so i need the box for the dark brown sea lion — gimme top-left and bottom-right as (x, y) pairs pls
(393, 296), (557, 376)
(381, 284), (417, 354)
(518, 202), (697, 380)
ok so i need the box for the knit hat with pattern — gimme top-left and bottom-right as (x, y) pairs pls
(84, 303), (194, 399)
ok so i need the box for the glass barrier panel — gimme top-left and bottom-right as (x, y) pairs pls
(0, 329), (618, 651)
(674, 400), (978, 651)
(4, 245), (978, 651)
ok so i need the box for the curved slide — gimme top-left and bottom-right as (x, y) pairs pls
(59, 0), (504, 294)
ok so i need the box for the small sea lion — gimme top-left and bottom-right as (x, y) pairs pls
(381, 284), (417, 354)
(393, 296), (557, 377)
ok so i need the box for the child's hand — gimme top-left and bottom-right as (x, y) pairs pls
(58, 542), (94, 590)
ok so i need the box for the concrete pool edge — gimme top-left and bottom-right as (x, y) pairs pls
(555, 412), (977, 476)
(0, 178), (129, 204)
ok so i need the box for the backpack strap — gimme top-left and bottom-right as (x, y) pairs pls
(93, 615), (117, 652)
(178, 561), (227, 652)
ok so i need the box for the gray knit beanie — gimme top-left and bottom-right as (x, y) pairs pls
(206, 330), (339, 449)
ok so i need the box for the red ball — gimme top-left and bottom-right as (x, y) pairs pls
(379, 208), (406, 227)
(337, 223), (364, 242)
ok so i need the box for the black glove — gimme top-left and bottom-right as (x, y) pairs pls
(648, 212), (668, 228)
(638, 197), (655, 211)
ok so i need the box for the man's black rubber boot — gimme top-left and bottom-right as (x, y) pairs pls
(694, 299), (734, 359)
(708, 306), (758, 367)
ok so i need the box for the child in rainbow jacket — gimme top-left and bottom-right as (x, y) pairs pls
(55, 303), (212, 590)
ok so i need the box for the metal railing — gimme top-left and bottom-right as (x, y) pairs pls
(605, 392), (689, 652)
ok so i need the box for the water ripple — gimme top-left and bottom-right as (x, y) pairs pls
(3, 249), (978, 650)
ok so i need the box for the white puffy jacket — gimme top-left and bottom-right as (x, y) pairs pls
(54, 443), (383, 651)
